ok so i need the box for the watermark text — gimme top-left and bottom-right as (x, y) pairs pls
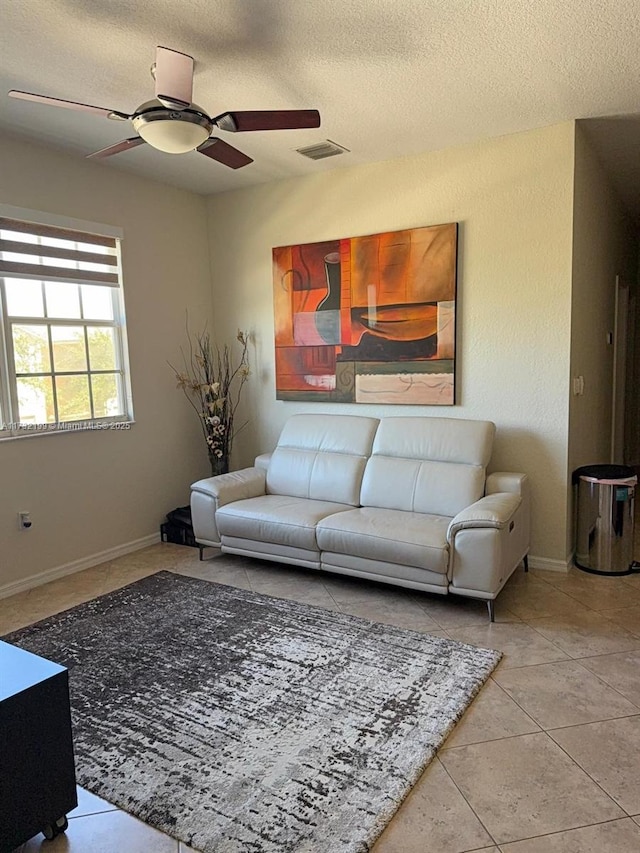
(2, 421), (132, 432)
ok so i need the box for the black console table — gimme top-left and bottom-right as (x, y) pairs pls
(0, 640), (77, 851)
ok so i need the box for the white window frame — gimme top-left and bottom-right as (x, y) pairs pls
(0, 205), (134, 439)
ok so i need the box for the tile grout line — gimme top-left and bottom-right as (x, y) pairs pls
(434, 754), (500, 849)
(442, 728), (629, 846)
(493, 815), (639, 851)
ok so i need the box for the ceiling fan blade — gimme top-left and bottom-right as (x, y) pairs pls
(154, 46), (193, 109)
(198, 138), (253, 169)
(8, 90), (128, 120)
(213, 109), (321, 133)
(86, 137), (146, 160)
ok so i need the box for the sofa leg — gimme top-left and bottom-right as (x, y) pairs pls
(487, 600), (495, 622)
(523, 554), (529, 573)
(198, 544), (220, 561)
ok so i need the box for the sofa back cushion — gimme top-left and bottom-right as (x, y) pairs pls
(267, 414), (380, 506)
(361, 417), (495, 517)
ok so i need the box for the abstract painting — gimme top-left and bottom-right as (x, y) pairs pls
(273, 223), (457, 404)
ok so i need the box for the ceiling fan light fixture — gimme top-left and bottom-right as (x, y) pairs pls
(132, 106), (212, 154)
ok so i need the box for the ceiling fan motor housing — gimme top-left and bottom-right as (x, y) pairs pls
(131, 100), (212, 153)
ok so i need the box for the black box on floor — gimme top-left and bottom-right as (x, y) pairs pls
(161, 505), (198, 548)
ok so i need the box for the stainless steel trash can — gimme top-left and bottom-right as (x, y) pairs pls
(574, 464), (637, 575)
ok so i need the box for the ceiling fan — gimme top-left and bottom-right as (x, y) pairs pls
(8, 46), (321, 169)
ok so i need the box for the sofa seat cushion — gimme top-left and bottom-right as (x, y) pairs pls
(216, 495), (353, 551)
(316, 507), (451, 574)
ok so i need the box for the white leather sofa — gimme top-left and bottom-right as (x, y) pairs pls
(190, 414), (530, 621)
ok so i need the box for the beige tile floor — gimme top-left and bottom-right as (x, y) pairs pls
(3, 538), (640, 852)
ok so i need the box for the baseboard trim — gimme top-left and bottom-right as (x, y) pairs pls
(527, 554), (571, 573)
(0, 532), (161, 600)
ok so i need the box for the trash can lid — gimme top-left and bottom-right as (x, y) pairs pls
(572, 464), (638, 485)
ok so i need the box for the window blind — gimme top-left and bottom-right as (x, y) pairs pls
(0, 216), (119, 286)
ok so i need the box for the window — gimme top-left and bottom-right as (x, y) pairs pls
(0, 207), (133, 437)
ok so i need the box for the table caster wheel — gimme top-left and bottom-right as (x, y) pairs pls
(42, 815), (69, 840)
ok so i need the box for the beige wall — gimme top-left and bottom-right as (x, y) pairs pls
(0, 133), (213, 592)
(207, 123), (576, 566)
(0, 120), (594, 587)
(568, 126), (639, 554)
(630, 255), (640, 466)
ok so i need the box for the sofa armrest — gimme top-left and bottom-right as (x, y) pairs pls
(447, 493), (521, 541)
(447, 490), (529, 599)
(255, 452), (272, 472)
(486, 472), (530, 564)
(191, 467), (266, 546)
(486, 471), (528, 497)
(191, 466), (266, 505)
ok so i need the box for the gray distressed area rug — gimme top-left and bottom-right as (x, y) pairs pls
(5, 571), (501, 852)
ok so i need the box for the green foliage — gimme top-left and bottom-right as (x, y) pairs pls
(13, 325), (118, 423)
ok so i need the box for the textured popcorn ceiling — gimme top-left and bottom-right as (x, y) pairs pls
(1, 0), (640, 207)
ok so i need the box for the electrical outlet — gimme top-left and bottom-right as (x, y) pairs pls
(18, 511), (32, 529)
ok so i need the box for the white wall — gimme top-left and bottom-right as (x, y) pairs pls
(0, 133), (213, 592)
(568, 126), (639, 555)
(206, 123), (576, 566)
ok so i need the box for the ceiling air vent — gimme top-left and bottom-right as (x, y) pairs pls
(296, 140), (350, 160)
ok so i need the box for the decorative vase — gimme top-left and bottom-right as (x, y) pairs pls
(209, 453), (229, 477)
